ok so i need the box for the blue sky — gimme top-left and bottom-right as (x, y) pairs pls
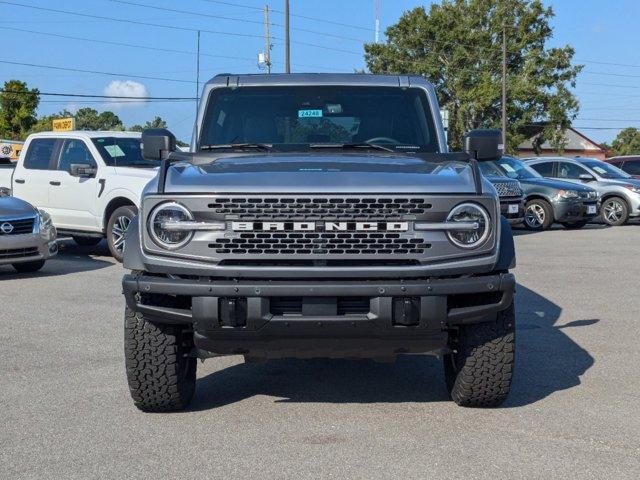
(2, 0), (640, 144)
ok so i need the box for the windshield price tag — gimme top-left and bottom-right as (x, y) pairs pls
(298, 109), (323, 118)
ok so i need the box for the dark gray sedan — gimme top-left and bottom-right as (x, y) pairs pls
(0, 196), (57, 272)
(496, 156), (599, 230)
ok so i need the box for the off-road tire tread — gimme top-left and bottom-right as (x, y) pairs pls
(124, 305), (196, 412)
(445, 303), (515, 408)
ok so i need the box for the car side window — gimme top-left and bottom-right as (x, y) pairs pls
(529, 161), (554, 177)
(23, 139), (57, 170)
(623, 161), (640, 175)
(556, 162), (586, 179)
(57, 139), (96, 173)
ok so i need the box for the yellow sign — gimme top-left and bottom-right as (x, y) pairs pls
(52, 117), (76, 132)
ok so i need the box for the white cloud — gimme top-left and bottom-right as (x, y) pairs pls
(103, 80), (148, 107)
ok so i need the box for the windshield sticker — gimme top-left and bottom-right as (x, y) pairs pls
(501, 163), (517, 173)
(592, 166), (607, 175)
(298, 109), (323, 118)
(104, 144), (125, 158)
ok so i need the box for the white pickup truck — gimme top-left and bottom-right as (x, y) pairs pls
(0, 131), (157, 261)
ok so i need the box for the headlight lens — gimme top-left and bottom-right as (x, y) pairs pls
(556, 189), (580, 199)
(445, 203), (491, 249)
(38, 209), (52, 231)
(148, 202), (194, 249)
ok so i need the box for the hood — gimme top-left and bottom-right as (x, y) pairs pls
(517, 177), (595, 191)
(0, 196), (37, 218)
(156, 154), (479, 194)
(596, 178), (640, 188)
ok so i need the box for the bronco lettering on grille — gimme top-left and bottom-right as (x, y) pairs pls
(231, 221), (409, 232)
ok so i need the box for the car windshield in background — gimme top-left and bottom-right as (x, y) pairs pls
(199, 86), (440, 153)
(581, 159), (630, 179)
(479, 161), (507, 177)
(497, 157), (541, 180)
(92, 137), (156, 168)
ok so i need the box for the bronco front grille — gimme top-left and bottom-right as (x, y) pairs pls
(207, 196), (432, 220)
(492, 182), (523, 198)
(0, 216), (35, 235)
(209, 231), (431, 256)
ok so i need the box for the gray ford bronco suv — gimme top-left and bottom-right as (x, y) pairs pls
(122, 74), (516, 412)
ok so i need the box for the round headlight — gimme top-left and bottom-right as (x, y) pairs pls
(148, 202), (194, 249)
(445, 202), (491, 249)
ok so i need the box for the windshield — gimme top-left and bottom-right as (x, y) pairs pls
(479, 161), (507, 177)
(199, 86), (440, 153)
(581, 159), (631, 179)
(497, 156), (541, 179)
(92, 137), (156, 168)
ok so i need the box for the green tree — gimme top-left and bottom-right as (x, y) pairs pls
(364, 0), (582, 153)
(129, 116), (168, 132)
(75, 107), (124, 131)
(0, 80), (40, 140)
(610, 128), (640, 156)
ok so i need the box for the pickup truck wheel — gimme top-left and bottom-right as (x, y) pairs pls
(107, 205), (137, 262)
(443, 302), (515, 408)
(601, 197), (629, 226)
(523, 199), (553, 230)
(73, 236), (102, 247)
(12, 260), (46, 273)
(124, 305), (196, 412)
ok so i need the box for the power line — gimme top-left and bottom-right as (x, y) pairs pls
(0, 59), (195, 84)
(0, 89), (197, 100)
(0, 1), (265, 39)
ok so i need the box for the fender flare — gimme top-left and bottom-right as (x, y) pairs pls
(494, 216), (516, 271)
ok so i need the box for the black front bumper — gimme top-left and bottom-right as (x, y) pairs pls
(123, 273), (515, 359)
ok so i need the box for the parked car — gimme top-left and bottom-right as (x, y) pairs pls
(524, 157), (640, 226)
(0, 131), (158, 261)
(0, 196), (57, 272)
(605, 156), (640, 179)
(478, 161), (525, 224)
(495, 156), (599, 230)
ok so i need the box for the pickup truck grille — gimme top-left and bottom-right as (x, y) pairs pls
(0, 216), (36, 235)
(492, 182), (523, 198)
(210, 231), (431, 256)
(208, 196), (432, 220)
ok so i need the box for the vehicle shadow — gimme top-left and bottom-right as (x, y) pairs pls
(0, 239), (114, 279)
(189, 283), (595, 411)
(511, 223), (610, 236)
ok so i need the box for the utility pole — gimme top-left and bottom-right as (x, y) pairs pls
(284, 0), (290, 73)
(501, 23), (507, 148)
(263, 5), (272, 73)
(195, 30), (201, 147)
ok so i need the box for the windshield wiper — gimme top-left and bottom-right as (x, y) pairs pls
(200, 143), (273, 151)
(309, 142), (398, 153)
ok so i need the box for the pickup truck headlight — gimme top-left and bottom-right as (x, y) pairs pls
(148, 202), (194, 249)
(444, 203), (491, 249)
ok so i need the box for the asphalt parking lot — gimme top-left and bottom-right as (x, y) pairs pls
(1, 224), (639, 479)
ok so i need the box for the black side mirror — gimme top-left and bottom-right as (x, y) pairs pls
(142, 128), (176, 160)
(69, 163), (97, 177)
(464, 129), (503, 161)
(579, 173), (594, 181)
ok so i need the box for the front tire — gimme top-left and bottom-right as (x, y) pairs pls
(601, 197), (629, 226)
(12, 260), (46, 273)
(523, 199), (554, 230)
(107, 205), (137, 262)
(443, 302), (515, 408)
(124, 306), (196, 412)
